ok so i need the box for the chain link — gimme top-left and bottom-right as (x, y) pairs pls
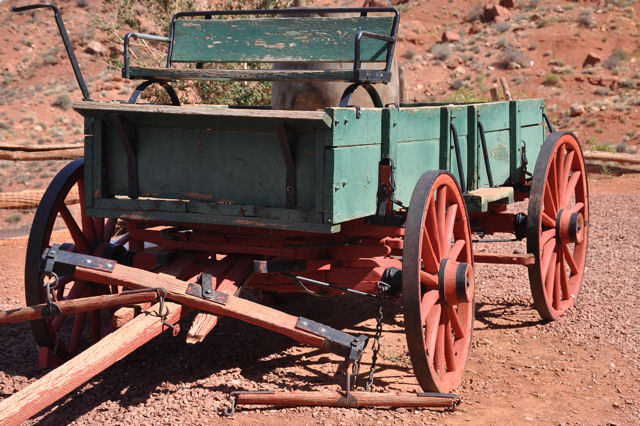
(365, 281), (388, 391)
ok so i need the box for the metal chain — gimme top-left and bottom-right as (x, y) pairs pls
(365, 281), (388, 391)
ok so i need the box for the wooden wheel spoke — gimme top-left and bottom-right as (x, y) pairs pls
(448, 239), (466, 262)
(425, 303), (441, 362)
(442, 204), (458, 258)
(444, 313), (457, 372)
(436, 186), (448, 257)
(420, 290), (439, 324)
(426, 202), (442, 261)
(93, 218), (104, 243)
(434, 321), (446, 374)
(555, 145), (566, 200)
(544, 180), (558, 216)
(567, 202), (584, 215)
(541, 238), (557, 281)
(59, 205), (89, 253)
(111, 232), (130, 248)
(544, 251), (557, 299)
(541, 211), (556, 228)
(558, 249), (570, 301)
(421, 226), (440, 273)
(420, 270), (439, 290)
(540, 228), (556, 247)
(448, 306), (465, 340)
(553, 258), (562, 310)
(560, 151), (575, 206)
(564, 171), (582, 209)
(562, 244), (579, 275)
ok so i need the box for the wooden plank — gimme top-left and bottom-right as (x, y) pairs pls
(0, 291), (159, 324)
(0, 187), (78, 210)
(171, 17), (394, 63)
(476, 102), (510, 132)
(464, 187), (514, 213)
(186, 255), (250, 344)
(0, 143), (81, 151)
(0, 301), (183, 426)
(474, 252), (535, 266)
(518, 98), (545, 126)
(509, 101), (521, 182)
(233, 390), (458, 409)
(87, 205), (340, 234)
(583, 150), (640, 165)
(328, 108), (383, 147)
(0, 148), (82, 161)
(73, 262), (335, 351)
(74, 101), (328, 122)
(129, 67), (361, 82)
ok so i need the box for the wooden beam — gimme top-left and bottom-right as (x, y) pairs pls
(0, 148), (83, 161)
(583, 150), (640, 165)
(0, 187), (79, 210)
(0, 290), (159, 325)
(73, 259), (342, 352)
(474, 252), (535, 266)
(0, 301), (183, 426)
(233, 390), (459, 409)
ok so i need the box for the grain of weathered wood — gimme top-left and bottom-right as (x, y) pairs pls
(0, 148), (83, 161)
(234, 390), (458, 409)
(73, 262), (328, 350)
(73, 101), (328, 121)
(129, 67), (366, 82)
(464, 186), (514, 213)
(171, 17), (394, 63)
(0, 301), (183, 426)
(473, 252), (535, 266)
(0, 187), (78, 209)
(0, 290), (159, 324)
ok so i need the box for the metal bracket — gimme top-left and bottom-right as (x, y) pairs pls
(185, 280), (229, 305)
(376, 156), (405, 217)
(450, 122), (467, 194)
(276, 123), (297, 209)
(477, 121), (495, 188)
(109, 114), (139, 199)
(42, 245), (115, 278)
(296, 317), (368, 358)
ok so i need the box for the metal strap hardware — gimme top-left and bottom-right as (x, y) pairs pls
(296, 317), (368, 359)
(377, 157), (406, 217)
(109, 114), (139, 199)
(41, 272), (62, 317)
(450, 122), (467, 194)
(185, 273), (229, 305)
(42, 245), (116, 278)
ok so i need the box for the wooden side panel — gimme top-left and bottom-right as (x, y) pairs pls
(328, 108), (382, 147)
(171, 17), (394, 63)
(325, 144), (380, 224)
(394, 139), (441, 204)
(476, 102), (513, 187)
(104, 126), (316, 210)
(518, 98), (545, 126)
(521, 124), (545, 176)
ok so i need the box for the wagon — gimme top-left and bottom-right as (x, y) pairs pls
(0, 3), (589, 423)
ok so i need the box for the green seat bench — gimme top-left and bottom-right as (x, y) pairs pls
(122, 7), (399, 85)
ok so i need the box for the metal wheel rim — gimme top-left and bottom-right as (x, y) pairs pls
(403, 171), (475, 393)
(527, 132), (589, 320)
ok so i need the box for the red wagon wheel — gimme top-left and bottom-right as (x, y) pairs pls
(25, 159), (128, 363)
(527, 132), (589, 320)
(403, 171), (475, 393)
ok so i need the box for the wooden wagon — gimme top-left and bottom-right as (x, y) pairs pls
(0, 4), (589, 423)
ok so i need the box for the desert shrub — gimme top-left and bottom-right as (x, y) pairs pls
(450, 79), (465, 90)
(494, 22), (511, 33)
(543, 74), (561, 86)
(578, 8), (595, 27)
(528, 42), (538, 51)
(594, 87), (611, 96)
(497, 45), (529, 69)
(604, 48), (628, 70)
(77, 0), (89, 7)
(621, 78), (637, 89)
(466, 2), (484, 22)
(431, 43), (452, 61)
(52, 94), (73, 110)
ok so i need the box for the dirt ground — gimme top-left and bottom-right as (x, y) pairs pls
(0, 173), (638, 425)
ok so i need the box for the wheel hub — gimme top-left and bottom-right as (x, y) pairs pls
(438, 259), (474, 305)
(556, 208), (584, 244)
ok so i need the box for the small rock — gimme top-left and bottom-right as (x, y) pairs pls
(617, 142), (627, 153)
(569, 104), (585, 117)
(484, 3), (511, 22)
(499, 0), (517, 8)
(468, 22), (482, 34)
(85, 40), (107, 55)
(442, 30), (461, 43)
(583, 52), (602, 68)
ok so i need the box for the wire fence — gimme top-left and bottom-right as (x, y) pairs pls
(0, 145), (81, 239)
